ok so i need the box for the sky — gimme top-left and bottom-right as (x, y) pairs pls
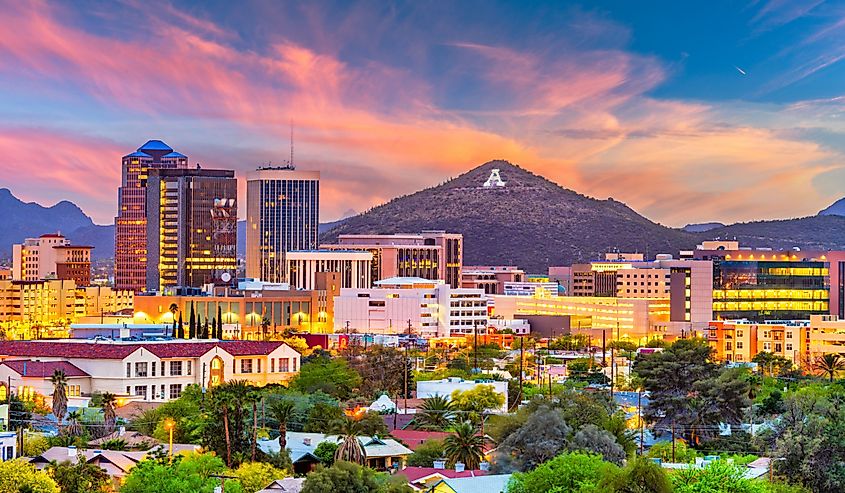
(1, 0), (845, 227)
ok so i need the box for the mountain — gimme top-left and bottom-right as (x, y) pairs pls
(703, 215), (845, 252)
(819, 198), (845, 217)
(320, 160), (700, 272)
(0, 188), (114, 259)
(683, 222), (725, 233)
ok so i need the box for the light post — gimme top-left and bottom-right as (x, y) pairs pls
(164, 418), (175, 461)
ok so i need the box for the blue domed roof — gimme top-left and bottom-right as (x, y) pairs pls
(162, 151), (187, 159)
(138, 140), (173, 152)
(124, 151), (152, 158)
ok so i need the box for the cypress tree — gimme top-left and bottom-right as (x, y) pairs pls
(177, 312), (185, 339)
(189, 303), (196, 339)
(171, 318), (177, 338)
(216, 305), (223, 338)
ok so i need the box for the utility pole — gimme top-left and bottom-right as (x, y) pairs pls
(638, 389), (644, 456)
(518, 335), (524, 408)
(473, 320), (478, 373)
(601, 329), (607, 366)
(671, 422), (676, 462)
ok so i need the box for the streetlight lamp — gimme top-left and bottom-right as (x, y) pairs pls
(163, 418), (175, 461)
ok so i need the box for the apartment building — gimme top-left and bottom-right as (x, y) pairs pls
(706, 320), (808, 364)
(12, 234), (92, 285)
(285, 250), (372, 290)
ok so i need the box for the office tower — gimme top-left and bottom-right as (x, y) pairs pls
(145, 168), (237, 292)
(115, 140), (188, 291)
(12, 233), (93, 285)
(246, 167), (320, 283)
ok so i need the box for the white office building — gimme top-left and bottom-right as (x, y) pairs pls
(333, 277), (487, 338)
(285, 250), (372, 290)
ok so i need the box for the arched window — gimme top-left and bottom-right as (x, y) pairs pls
(209, 356), (225, 387)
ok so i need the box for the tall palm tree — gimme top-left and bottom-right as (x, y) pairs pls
(50, 370), (68, 430)
(101, 392), (117, 434)
(413, 395), (455, 431)
(270, 399), (296, 451)
(333, 417), (366, 465)
(65, 410), (82, 437)
(443, 421), (486, 470)
(816, 353), (845, 382)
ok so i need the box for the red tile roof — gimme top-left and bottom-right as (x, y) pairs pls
(390, 430), (450, 451)
(399, 466), (488, 483)
(0, 341), (293, 360)
(0, 360), (89, 377)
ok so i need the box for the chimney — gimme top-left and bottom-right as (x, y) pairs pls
(454, 462), (465, 472)
(22, 361), (26, 376)
(433, 459), (446, 469)
(303, 438), (311, 446)
(68, 445), (77, 457)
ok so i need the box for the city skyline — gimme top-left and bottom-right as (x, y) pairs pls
(2, 1), (845, 226)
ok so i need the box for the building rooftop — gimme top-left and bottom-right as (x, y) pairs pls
(375, 277), (442, 287)
(429, 474), (512, 493)
(0, 360), (89, 378)
(258, 432), (412, 461)
(162, 151), (187, 159)
(137, 140), (173, 152)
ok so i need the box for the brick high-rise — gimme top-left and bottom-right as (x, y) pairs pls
(114, 140), (188, 292)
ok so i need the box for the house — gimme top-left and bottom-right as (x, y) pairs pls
(417, 378), (508, 413)
(0, 339), (300, 403)
(400, 465), (489, 491)
(0, 431), (15, 461)
(389, 430), (450, 451)
(89, 429), (159, 449)
(257, 478), (305, 493)
(428, 474), (512, 493)
(28, 445), (201, 479)
(257, 431), (413, 474)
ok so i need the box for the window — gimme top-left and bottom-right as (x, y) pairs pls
(187, 361), (192, 376)
(134, 386), (147, 400)
(257, 359), (261, 373)
(736, 342), (743, 350)
(126, 363), (131, 378)
(786, 343), (793, 351)
(135, 362), (148, 378)
(241, 359), (253, 374)
(786, 332), (793, 339)
(169, 384), (182, 400)
(280, 358), (289, 372)
(736, 330), (743, 337)
(67, 385), (81, 397)
(169, 361), (183, 376)
(151, 362), (156, 377)
(292, 358), (297, 372)
(271, 359), (275, 373)
(161, 384), (165, 399)
(126, 386), (130, 394)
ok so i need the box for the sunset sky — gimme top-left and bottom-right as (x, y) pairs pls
(1, 0), (844, 226)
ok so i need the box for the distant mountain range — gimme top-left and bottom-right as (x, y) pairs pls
(320, 160), (845, 271)
(1, 165), (844, 270)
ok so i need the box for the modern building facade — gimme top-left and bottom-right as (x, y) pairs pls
(0, 339), (300, 403)
(145, 168), (237, 292)
(285, 250), (372, 290)
(324, 231), (463, 288)
(246, 167), (320, 283)
(333, 277), (487, 337)
(461, 266), (525, 295)
(706, 320), (809, 365)
(12, 234), (92, 285)
(115, 140), (189, 292)
(133, 274), (340, 336)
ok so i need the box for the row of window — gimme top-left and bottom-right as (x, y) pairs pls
(128, 383), (183, 400)
(127, 360), (192, 378)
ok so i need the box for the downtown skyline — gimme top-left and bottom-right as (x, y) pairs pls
(2, 0), (845, 226)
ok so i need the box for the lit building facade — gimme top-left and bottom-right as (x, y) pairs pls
(706, 320), (809, 365)
(807, 315), (845, 361)
(246, 168), (320, 283)
(285, 250), (372, 290)
(333, 277), (487, 337)
(12, 234), (92, 285)
(115, 140), (189, 292)
(324, 231), (463, 288)
(134, 274), (340, 336)
(461, 266), (525, 295)
(145, 168), (237, 292)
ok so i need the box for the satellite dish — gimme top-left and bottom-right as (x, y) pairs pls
(221, 272), (232, 283)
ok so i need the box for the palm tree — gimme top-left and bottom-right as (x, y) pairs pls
(169, 303), (178, 338)
(270, 399), (296, 451)
(333, 417), (366, 465)
(99, 438), (128, 451)
(413, 395), (455, 431)
(65, 410), (82, 437)
(443, 421), (486, 470)
(50, 370), (68, 430)
(101, 392), (117, 434)
(816, 353), (845, 382)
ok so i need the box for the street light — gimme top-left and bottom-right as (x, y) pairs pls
(163, 418), (175, 461)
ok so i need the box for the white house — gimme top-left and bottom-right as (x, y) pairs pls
(416, 377), (508, 413)
(0, 432), (15, 461)
(258, 431), (413, 473)
(0, 339), (301, 403)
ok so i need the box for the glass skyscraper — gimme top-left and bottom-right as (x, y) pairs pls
(246, 167), (320, 283)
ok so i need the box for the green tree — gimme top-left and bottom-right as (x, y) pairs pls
(269, 399), (295, 451)
(601, 456), (672, 493)
(333, 418), (366, 465)
(177, 312), (185, 339)
(752, 352), (793, 377)
(300, 461), (386, 493)
(120, 453), (233, 493)
(412, 395), (455, 431)
(450, 385), (505, 423)
(232, 462), (288, 493)
(673, 460), (766, 493)
(23, 433), (50, 456)
(646, 440), (696, 463)
(0, 459), (59, 493)
(189, 302), (196, 339)
(216, 305), (223, 339)
(443, 421), (486, 470)
(48, 457), (111, 493)
(507, 452), (619, 493)
(357, 411), (388, 436)
(572, 424), (626, 466)
(291, 355), (362, 400)
(814, 353), (845, 382)
(100, 392), (117, 434)
(64, 410), (82, 437)
(406, 439), (444, 467)
(344, 346), (411, 398)
(50, 370), (68, 430)
(494, 406), (571, 472)
(314, 441), (338, 466)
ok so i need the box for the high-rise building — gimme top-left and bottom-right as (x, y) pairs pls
(246, 167), (320, 283)
(12, 234), (93, 285)
(115, 140), (188, 292)
(145, 168), (237, 292)
(285, 250), (372, 290)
